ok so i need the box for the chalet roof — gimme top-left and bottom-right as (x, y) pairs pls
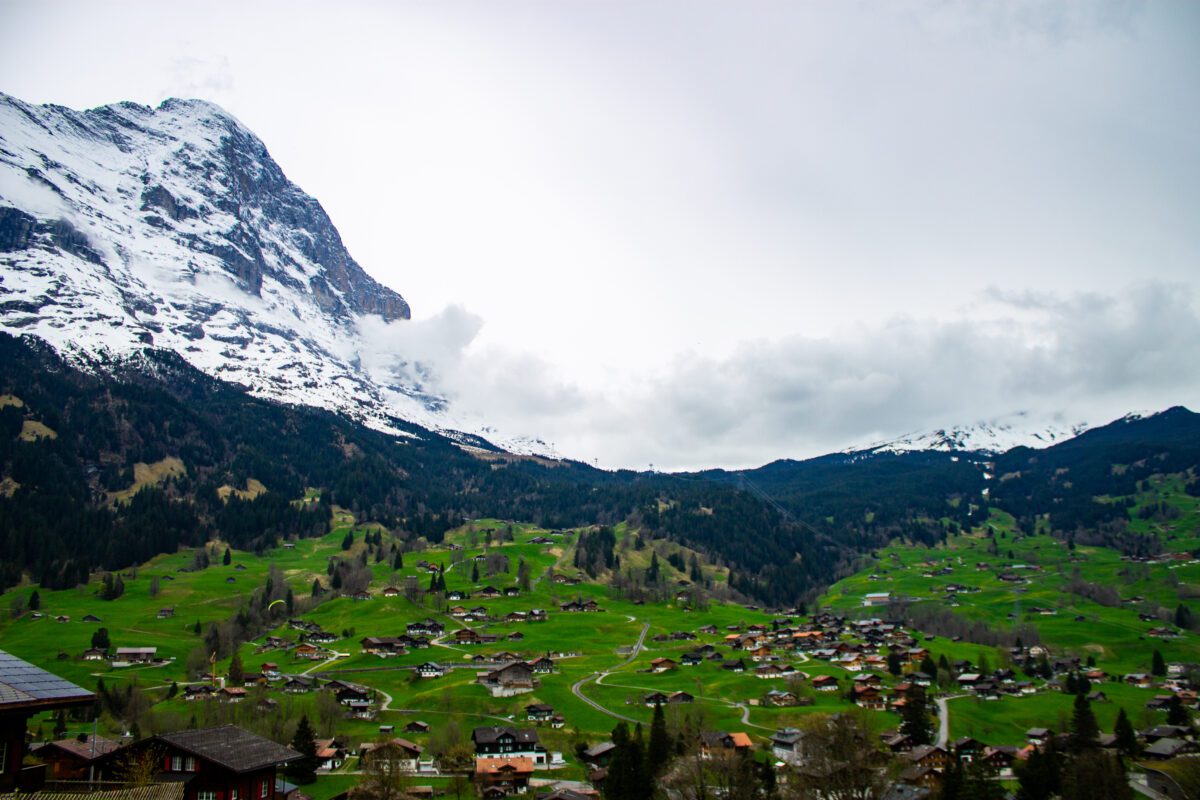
(472, 726), (541, 746)
(772, 728), (805, 745)
(1143, 737), (1196, 758)
(0, 649), (95, 711)
(535, 790), (595, 800)
(700, 731), (752, 749)
(476, 756), (535, 776)
(363, 738), (424, 756)
(36, 734), (124, 761)
(17, 785), (185, 800)
(156, 725), (299, 773)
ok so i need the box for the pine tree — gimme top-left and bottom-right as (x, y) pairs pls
(311, 578), (322, 597)
(393, 550), (403, 570)
(647, 701), (670, 777)
(604, 722), (651, 800)
(647, 552), (660, 584)
(1152, 648), (1167, 676)
(1016, 744), (1061, 800)
(900, 686), (934, 746)
(287, 715), (319, 784)
(341, 531), (354, 550)
(1070, 693), (1099, 746)
(920, 654), (938, 679)
(887, 651), (903, 676)
(228, 650), (245, 685)
(604, 722), (632, 800)
(53, 709), (67, 739)
(223, 547), (231, 566)
(1166, 694), (1189, 726)
(1113, 707), (1139, 757)
(1061, 750), (1131, 800)
(1175, 603), (1193, 630)
(28, 589), (40, 611)
(471, 561), (479, 583)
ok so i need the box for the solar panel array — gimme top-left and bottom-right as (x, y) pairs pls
(0, 649), (94, 706)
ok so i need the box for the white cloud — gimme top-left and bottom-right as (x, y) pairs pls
(365, 283), (1199, 470)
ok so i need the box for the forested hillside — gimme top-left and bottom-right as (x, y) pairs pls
(2, 332), (1197, 606)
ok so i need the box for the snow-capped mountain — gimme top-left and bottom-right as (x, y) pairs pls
(848, 412), (1091, 456)
(0, 92), (500, 443)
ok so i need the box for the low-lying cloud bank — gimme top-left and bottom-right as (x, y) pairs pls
(360, 281), (1200, 471)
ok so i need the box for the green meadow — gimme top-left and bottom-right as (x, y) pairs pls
(2, 469), (1197, 772)
(819, 479), (1200, 744)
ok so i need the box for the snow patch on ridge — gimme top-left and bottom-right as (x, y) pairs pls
(847, 411), (1091, 455)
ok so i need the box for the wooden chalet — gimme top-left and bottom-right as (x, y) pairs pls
(360, 636), (407, 657)
(138, 724), (299, 800)
(525, 703), (555, 722)
(478, 662), (537, 697)
(32, 734), (124, 781)
(360, 738), (424, 772)
(475, 756), (535, 796)
(698, 732), (753, 759)
(471, 727), (547, 765)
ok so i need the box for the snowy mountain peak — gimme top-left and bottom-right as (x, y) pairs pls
(0, 91), (471, 439)
(848, 412), (1091, 456)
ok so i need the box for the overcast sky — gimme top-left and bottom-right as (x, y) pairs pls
(2, 1), (1198, 469)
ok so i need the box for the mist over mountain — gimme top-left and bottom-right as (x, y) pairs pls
(0, 91), (548, 449)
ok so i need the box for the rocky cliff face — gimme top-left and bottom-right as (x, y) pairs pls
(0, 92), (464, 437)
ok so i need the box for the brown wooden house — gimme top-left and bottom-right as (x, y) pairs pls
(475, 756), (534, 796)
(144, 724), (299, 800)
(34, 734), (124, 781)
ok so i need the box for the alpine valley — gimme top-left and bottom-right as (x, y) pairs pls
(1, 93), (1199, 800)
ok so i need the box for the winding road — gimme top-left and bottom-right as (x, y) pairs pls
(935, 695), (968, 746)
(936, 697), (950, 746)
(570, 621), (651, 723)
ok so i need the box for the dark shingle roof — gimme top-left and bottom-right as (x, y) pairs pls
(472, 726), (540, 745)
(20, 785), (184, 800)
(0, 649), (95, 711)
(156, 725), (299, 773)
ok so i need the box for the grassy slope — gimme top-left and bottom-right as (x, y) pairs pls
(0, 513), (836, 763)
(819, 477), (1200, 744)
(3, 469), (1195, 770)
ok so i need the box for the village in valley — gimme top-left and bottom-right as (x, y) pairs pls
(2, 487), (1198, 800)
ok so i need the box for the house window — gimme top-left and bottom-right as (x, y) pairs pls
(171, 755), (183, 771)
(198, 793), (216, 800)
(186, 756), (196, 771)
(231, 790), (239, 800)
(0, 740), (7, 774)
(260, 779), (270, 798)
